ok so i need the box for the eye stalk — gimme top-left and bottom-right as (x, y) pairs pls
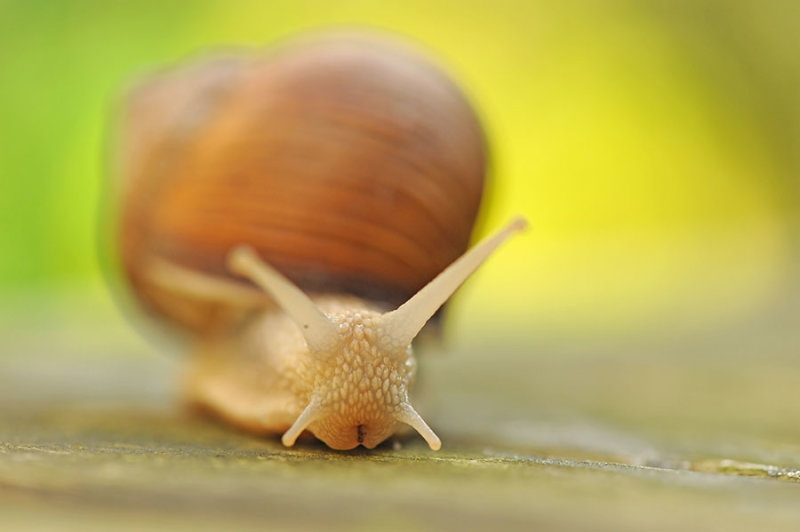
(378, 217), (528, 352)
(228, 246), (340, 354)
(228, 217), (527, 450)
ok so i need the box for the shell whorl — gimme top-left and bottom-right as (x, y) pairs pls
(117, 35), (487, 331)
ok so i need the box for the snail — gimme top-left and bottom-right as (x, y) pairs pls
(115, 34), (526, 450)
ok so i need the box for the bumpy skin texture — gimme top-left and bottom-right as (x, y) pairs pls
(186, 296), (417, 450)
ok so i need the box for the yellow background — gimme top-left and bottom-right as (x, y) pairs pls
(1, 0), (797, 348)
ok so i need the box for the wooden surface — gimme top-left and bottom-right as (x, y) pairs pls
(1, 293), (799, 531)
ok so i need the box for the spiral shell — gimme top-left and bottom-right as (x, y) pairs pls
(117, 35), (486, 331)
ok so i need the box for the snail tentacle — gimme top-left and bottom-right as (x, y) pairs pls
(380, 217), (528, 351)
(281, 400), (322, 447)
(395, 402), (441, 451)
(228, 245), (340, 354)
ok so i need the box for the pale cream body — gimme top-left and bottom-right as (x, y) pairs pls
(147, 218), (525, 451)
(186, 296), (417, 450)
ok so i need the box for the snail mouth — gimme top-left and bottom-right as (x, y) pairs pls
(356, 424), (366, 444)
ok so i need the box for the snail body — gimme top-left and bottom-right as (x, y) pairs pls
(116, 34), (524, 450)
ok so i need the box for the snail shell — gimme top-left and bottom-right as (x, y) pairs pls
(115, 34), (524, 450)
(118, 35), (486, 333)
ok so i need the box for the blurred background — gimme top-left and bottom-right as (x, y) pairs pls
(1, 0), (798, 354)
(3, 4), (800, 527)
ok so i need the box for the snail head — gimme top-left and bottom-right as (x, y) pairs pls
(228, 217), (527, 450)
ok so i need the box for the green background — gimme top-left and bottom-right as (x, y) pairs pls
(1, 0), (798, 346)
(2, 4), (800, 528)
